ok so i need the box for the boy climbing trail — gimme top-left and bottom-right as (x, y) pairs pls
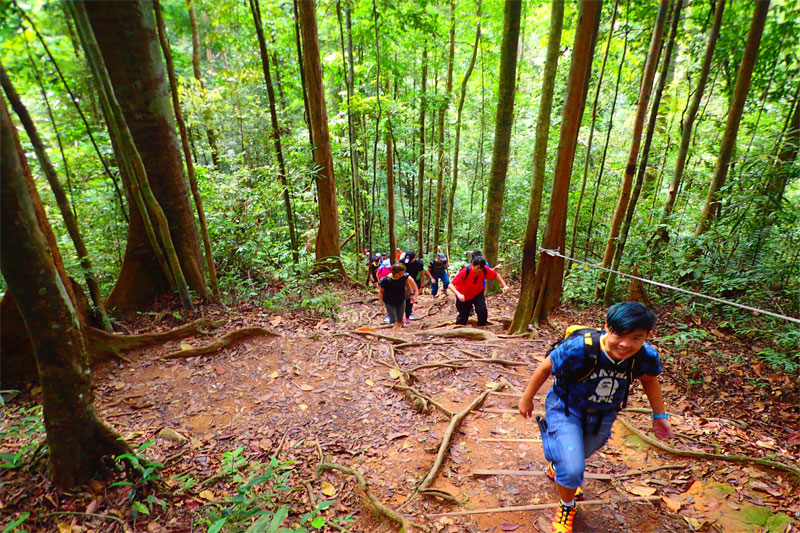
(379, 262), (418, 328)
(428, 252), (450, 297)
(447, 256), (509, 326)
(518, 302), (673, 533)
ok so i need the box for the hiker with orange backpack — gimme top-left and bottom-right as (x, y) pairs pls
(518, 302), (673, 533)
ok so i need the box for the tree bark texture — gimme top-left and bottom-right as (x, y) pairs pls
(297, 0), (342, 264)
(595, 0), (669, 299)
(483, 0), (522, 293)
(508, 0), (564, 334)
(657, 0), (725, 241)
(604, 0), (682, 304)
(446, 2), (481, 258)
(0, 97), (129, 488)
(433, 0), (456, 253)
(1, 62), (112, 330)
(250, 0), (300, 263)
(83, 0), (208, 312)
(695, 0), (770, 236)
(153, 0), (220, 298)
(531, 0), (602, 324)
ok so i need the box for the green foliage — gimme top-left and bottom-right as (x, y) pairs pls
(199, 455), (345, 532)
(0, 404), (45, 471)
(111, 440), (166, 519)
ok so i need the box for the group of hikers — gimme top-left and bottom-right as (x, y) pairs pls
(366, 248), (509, 328)
(364, 247), (672, 533)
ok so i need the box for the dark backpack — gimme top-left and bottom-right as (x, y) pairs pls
(549, 325), (644, 420)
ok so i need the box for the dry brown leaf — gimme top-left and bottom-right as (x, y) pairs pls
(661, 495), (682, 512)
(628, 485), (657, 497)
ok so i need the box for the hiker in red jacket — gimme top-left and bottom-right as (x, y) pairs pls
(447, 256), (509, 326)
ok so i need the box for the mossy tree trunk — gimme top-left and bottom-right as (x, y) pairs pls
(531, 0), (602, 325)
(433, 0), (456, 253)
(483, 0), (522, 294)
(82, 0), (208, 312)
(508, 0), (564, 334)
(0, 97), (129, 488)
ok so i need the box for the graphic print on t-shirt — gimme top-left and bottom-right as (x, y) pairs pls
(586, 367), (628, 405)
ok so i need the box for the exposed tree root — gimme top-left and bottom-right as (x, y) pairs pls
(161, 327), (280, 360)
(416, 382), (504, 502)
(471, 464), (687, 480)
(316, 462), (426, 533)
(86, 318), (224, 362)
(617, 417), (800, 482)
(345, 329), (407, 344)
(426, 496), (661, 518)
(416, 327), (496, 341)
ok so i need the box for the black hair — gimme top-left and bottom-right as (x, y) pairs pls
(471, 256), (487, 269)
(471, 250), (483, 261)
(606, 301), (657, 334)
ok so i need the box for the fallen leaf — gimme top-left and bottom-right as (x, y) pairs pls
(320, 481), (336, 496)
(57, 523), (72, 533)
(270, 371), (279, 379)
(299, 404), (308, 411)
(270, 316), (282, 326)
(500, 524), (520, 531)
(180, 341), (193, 350)
(199, 490), (215, 501)
(298, 384), (314, 391)
(214, 367), (226, 376)
(387, 432), (409, 441)
(356, 326), (376, 332)
(628, 485), (657, 497)
(661, 495), (682, 512)
(389, 368), (402, 379)
(365, 379), (374, 386)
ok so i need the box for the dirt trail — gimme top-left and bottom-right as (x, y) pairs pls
(3, 286), (797, 532)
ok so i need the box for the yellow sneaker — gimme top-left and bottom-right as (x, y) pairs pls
(551, 501), (577, 533)
(545, 462), (584, 501)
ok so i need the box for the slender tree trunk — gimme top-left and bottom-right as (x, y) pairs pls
(604, 0), (682, 303)
(433, 0), (456, 253)
(508, 0), (565, 334)
(187, 0), (220, 170)
(250, 0), (299, 263)
(297, 0), (342, 270)
(0, 97), (130, 488)
(337, 0), (362, 257)
(1, 64), (113, 330)
(696, 0), (770, 236)
(585, 21), (629, 256)
(417, 44), (428, 256)
(446, 1), (481, 259)
(531, 0), (602, 324)
(568, 0), (619, 269)
(656, 0), (725, 243)
(369, 0), (382, 259)
(595, 0), (669, 299)
(387, 113), (396, 264)
(80, 0), (202, 311)
(483, 0), (522, 293)
(153, 0), (220, 298)
(268, 31), (289, 110)
(293, 0), (315, 156)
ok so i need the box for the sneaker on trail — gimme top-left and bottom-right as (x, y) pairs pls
(545, 462), (584, 501)
(384, 316), (391, 324)
(551, 501), (577, 533)
(409, 313), (415, 320)
(404, 317), (411, 325)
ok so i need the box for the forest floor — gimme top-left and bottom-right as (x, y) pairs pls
(2, 282), (799, 533)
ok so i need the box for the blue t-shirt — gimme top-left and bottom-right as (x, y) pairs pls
(549, 333), (661, 412)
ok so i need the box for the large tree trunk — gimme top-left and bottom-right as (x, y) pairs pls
(417, 45), (428, 256)
(595, 0), (670, 299)
(153, 0), (220, 299)
(387, 112), (396, 265)
(297, 0), (342, 268)
(186, 0), (220, 170)
(508, 0), (564, 334)
(1, 63), (112, 330)
(483, 0), (522, 293)
(433, 1), (456, 253)
(531, 0), (602, 324)
(567, 0), (619, 269)
(655, 0), (725, 244)
(250, 0), (300, 263)
(0, 97), (129, 488)
(446, 1), (481, 258)
(603, 0), (682, 303)
(695, 0), (770, 236)
(83, 0), (209, 312)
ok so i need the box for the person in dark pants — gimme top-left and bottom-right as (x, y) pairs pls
(428, 252), (450, 297)
(448, 256), (509, 326)
(401, 251), (432, 321)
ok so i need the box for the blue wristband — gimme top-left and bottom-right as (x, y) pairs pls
(652, 412), (669, 420)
